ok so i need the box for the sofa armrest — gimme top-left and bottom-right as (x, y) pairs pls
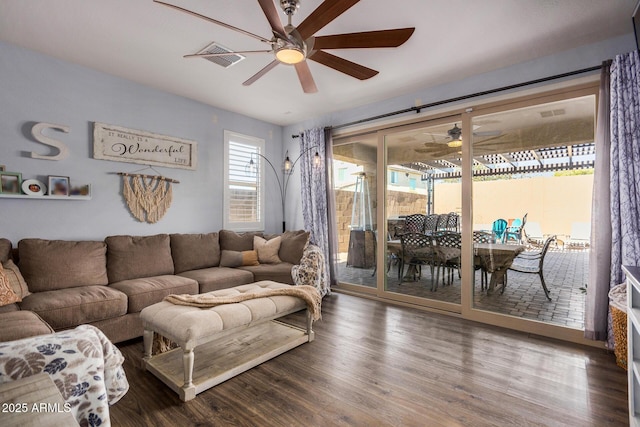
(291, 244), (329, 297)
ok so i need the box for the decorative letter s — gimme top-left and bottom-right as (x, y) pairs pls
(30, 122), (70, 160)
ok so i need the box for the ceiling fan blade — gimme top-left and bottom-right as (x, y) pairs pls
(296, 0), (360, 40)
(308, 50), (378, 80)
(257, 0), (288, 39)
(313, 28), (415, 49)
(153, 0), (271, 44)
(294, 61), (318, 94)
(243, 60), (279, 86)
(184, 50), (272, 59)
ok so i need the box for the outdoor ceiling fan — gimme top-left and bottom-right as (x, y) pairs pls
(415, 123), (504, 157)
(153, 0), (415, 93)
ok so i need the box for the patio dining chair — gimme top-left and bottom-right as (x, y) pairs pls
(473, 231), (493, 290)
(505, 213), (527, 244)
(399, 232), (436, 288)
(492, 219), (508, 243)
(395, 214), (425, 236)
(436, 213), (449, 231)
(423, 214), (439, 234)
(435, 231), (462, 289)
(446, 212), (460, 232)
(505, 235), (556, 301)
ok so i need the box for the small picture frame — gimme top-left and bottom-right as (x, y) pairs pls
(0, 165), (5, 172)
(0, 172), (22, 194)
(48, 175), (70, 196)
(70, 184), (91, 197)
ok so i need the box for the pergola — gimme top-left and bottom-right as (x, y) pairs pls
(404, 142), (595, 180)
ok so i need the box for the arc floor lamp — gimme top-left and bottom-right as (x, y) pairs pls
(246, 146), (321, 232)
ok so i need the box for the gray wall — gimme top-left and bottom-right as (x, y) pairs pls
(0, 41), (284, 244)
(283, 34), (637, 231)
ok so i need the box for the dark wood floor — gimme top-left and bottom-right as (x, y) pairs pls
(110, 293), (629, 426)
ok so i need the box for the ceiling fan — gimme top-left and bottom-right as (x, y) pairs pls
(415, 124), (504, 154)
(154, 0), (415, 93)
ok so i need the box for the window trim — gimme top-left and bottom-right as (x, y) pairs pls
(223, 130), (265, 231)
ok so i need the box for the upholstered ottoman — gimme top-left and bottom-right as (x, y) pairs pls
(140, 281), (318, 401)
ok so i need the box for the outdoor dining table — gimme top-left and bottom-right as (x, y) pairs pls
(385, 239), (525, 290)
(474, 243), (525, 293)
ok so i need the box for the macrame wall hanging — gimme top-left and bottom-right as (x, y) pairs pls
(117, 169), (179, 224)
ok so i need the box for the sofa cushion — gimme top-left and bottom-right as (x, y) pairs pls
(18, 238), (108, 292)
(278, 230), (310, 265)
(170, 232), (220, 273)
(254, 235), (282, 264)
(219, 250), (259, 267)
(0, 310), (54, 342)
(106, 234), (174, 283)
(219, 230), (263, 252)
(2, 259), (31, 299)
(178, 267), (254, 293)
(0, 303), (19, 314)
(110, 275), (198, 313)
(238, 263), (295, 284)
(0, 238), (11, 263)
(19, 286), (128, 330)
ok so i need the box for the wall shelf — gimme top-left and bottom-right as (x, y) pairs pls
(624, 264), (640, 427)
(0, 194), (91, 200)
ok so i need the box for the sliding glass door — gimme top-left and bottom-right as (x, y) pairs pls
(332, 134), (378, 291)
(332, 83), (599, 344)
(382, 119), (462, 311)
(468, 89), (596, 336)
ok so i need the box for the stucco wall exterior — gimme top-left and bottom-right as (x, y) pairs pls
(335, 174), (593, 253)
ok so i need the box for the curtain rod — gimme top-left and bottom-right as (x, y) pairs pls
(329, 64), (604, 131)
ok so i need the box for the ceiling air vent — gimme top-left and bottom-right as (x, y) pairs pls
(539, 109), (566, 118)
(197, 42), (245, 68)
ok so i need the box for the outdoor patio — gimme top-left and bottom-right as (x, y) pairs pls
(336, 246), (589, 330)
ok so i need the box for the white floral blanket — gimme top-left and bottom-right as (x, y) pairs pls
(0, 324), (129, 427)
(292, 244), (329, 296)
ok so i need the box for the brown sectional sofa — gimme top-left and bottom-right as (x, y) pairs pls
(0, 229), (313, 344)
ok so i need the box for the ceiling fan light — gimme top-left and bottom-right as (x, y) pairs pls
(275, 46), (304, 64)
(447, 123), (462, 147)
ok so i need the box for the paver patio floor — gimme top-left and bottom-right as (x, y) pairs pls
(336, 247), (588, 330)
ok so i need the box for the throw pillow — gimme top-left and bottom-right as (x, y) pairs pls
(1, 259), (31, 299)
(219, 250), (260, 267)
(279, 230), (311, 264)
(0, 263), (20, 306)
(254, 236), (282, 264)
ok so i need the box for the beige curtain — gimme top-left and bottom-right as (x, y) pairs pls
(584, 61), (612, 341)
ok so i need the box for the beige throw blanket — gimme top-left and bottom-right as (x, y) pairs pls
(164, 285), (322, 321)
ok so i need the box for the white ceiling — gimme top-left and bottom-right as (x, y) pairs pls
(0, 0), (635, 126)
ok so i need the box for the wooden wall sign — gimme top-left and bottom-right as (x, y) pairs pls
(93, 122), (197, 170)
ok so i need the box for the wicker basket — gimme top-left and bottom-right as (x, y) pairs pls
(609, 283), (627, 370)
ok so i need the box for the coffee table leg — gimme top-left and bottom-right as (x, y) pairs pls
(306, 310), (315, 342)
(143, 329), (153, 361)
(180, 348), (196, 401)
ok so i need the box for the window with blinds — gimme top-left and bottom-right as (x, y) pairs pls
(223, 130), (265, 231)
